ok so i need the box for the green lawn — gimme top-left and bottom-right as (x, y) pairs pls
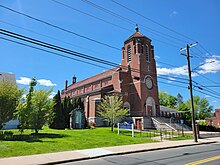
(0, 127), (157, 158)
(167, 133), (193, 141)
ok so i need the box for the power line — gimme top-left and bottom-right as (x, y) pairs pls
(3, 27), (218, 101)
(0, 2), (180, 55)
(158, 76), (188, 85)
(198, 43), (214, 57)
(193, 71), (220, 85)
(0, 19), (101, 54)
(0, 4), (121, 51)
(199, 85), (220, 88)
(52, 0), (180, 48)
(81, 0), (187, 44)
(111, 0), (196, 42)
(157, 60), (181, 68)
(194, 88), (220, 100)
(0, 36), (110, 70)
(0, 28), (149, 75)
(190, 49), (220, 74)
(0, 28), (191, 86)
(51, 0), (132, 32)
(193, 81), (220, 97)
(158, 81), (188, 89)
(0, 28), (120, 67)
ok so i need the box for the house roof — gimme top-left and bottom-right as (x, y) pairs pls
(160, 105), (181, 113)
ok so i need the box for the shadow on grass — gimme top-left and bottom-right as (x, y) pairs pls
(0, 132), (69, 142)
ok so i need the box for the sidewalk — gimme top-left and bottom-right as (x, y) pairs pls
(0, 137), (219, 165)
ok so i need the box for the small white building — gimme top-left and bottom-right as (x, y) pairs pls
(0, 72), (19, 129)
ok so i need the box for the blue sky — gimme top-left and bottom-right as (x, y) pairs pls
(0, 0), (220, 109)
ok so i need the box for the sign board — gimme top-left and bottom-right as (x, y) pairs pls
(118, 122), (134, 137)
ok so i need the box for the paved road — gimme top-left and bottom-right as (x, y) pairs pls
(61, 143), (220, 165)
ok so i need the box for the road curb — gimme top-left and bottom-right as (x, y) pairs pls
(42, 141), (217, 165)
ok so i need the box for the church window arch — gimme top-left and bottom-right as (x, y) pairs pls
(146, 45), (150, 62)
(123, 102), (130, 115)
(127, 45), (131, 63)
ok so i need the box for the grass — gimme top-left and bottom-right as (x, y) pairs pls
(0, 127), (157, 158)
(166, 133), (193, 141)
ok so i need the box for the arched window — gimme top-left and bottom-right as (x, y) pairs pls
(123, 102), (130, 115)
(127, 45), (131, 63)
(146, 45), (150, 62)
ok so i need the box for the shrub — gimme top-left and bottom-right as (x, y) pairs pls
(89, 121), (96, 129)
(199, 125), (220, 132)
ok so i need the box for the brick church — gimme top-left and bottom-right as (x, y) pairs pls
(61, 26), (160, 129)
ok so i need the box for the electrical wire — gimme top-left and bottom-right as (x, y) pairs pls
(80, 0), (187, 45)
(0, 19), (101, 54)
(1, 28), (219, 100)
(0, 28), (191, 85)
(194, 88), (220, 100)
(0, 4), (121, 51)
(193, 71), (220, 85)
(159, 81), (188, 89)
(0, 36), (110, 69)
(111, 0), (196, 42)
(51, 0), (132, 32)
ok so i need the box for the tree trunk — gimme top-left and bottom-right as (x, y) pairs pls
(35, 129), (38, 135)
(111, 123), (114, 132)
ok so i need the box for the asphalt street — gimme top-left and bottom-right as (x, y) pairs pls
(61, 143), (220, 165)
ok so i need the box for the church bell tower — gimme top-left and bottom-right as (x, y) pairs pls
(121, 25), (160, 121)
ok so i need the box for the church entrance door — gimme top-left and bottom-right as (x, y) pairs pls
(147, 106), (153, 116)
(135, 119), (142, 130)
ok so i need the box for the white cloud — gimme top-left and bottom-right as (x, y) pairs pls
(37, 79), (57, 87)
(212, 100), (217, 103)
(167, 77), (176, 83)
(156, 56), (219, 77)
(168, 77), (176, 81)
(155, 55), (160, 59)
(157, 65), (188, 76)
(198, 56), (220, 74)
(17, 77), (56, 86)
(205, 95), (211, 98)
(16, 77), (31, 85)
(49, 92), (56, 99)
(170, 11), (178, 17)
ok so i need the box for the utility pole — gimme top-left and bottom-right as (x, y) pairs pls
(180, 43), (198, 142)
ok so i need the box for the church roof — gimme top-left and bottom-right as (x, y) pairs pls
(67, 67), (118, 90)
(124, 25), (151, 43)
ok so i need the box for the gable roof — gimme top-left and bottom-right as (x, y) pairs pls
(67, 67), (118, 90)
(124, 31), (151, 43)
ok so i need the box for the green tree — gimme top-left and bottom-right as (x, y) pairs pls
(16, 77), (54, 134)
(198, 97), (213, 119)
(0, 80), (23, 129)
(178, 96), (213, 125)
(62, 96), (84, 128)
(62, 96), (72, 128)
(177, 102), (191, 124)
(159, 90), (177, 108)
(30, 88), (55, 134)
(49, 90), (65, 129)
(185, 96), (213, 120)
(177, 93), (183, 106)
(98, 94), (129, 132)
(16, 77), (37, 133)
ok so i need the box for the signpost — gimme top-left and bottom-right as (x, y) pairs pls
(118, 122), (134, 137)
